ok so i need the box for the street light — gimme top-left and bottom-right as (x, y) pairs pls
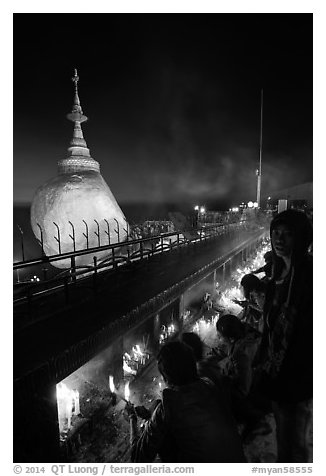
(247, 201), (254, 208)
(256, 89), (263, 208)
(194, 205), (199, 211)
(253, 202), (258, 208)
(199, 206), (206, 214)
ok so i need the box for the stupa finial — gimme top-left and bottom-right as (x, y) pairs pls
(71, 68), (82, 110)
(67, 68), (87, 123)
(72, 68), (79, 90)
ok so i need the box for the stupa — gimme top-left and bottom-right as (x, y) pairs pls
(30, 69), (128, 268)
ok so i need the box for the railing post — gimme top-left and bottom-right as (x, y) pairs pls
(114, 219), (120, 243)
(104, 219), (111, 245)
(82, 220), (89, 249)
(94, 219), (101, 247)
(36, 223), (44, 255)
(53, 222), (62, 255)
(68, 221), (76, 252)
(17, 224), (25, 262)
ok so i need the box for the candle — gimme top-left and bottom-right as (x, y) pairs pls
(109, 375), (117, 405)
(66, 397), (72, 430)
(124, 381), (130, 402)
(74, 390), (80, 415)
(109, 375), (115, 393)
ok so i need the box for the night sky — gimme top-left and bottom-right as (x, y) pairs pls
(13, 13), (312, 211)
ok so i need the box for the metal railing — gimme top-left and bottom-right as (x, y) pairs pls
(13, 221), (254, 308)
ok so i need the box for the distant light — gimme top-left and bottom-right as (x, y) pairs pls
(232, 207), (239, 212)
(247, 201), (254, 208)
(194, 205), (199, 211)
(268, 196), (271, 200)
(253, 202), (258, 208)
(200, 206), (206, 214)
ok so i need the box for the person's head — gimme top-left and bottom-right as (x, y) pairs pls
(264, 250), (273, 264)
(240, 273), (265, 300)
(270, 210), (312, 261)
(216, 314), (244, 348)
(181, 332), (204, 362)
(157, 341), (197, 386)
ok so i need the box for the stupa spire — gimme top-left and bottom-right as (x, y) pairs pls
(57, 69), (100, 174)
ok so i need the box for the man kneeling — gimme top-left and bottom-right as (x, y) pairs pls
(125, 341), (245, 462)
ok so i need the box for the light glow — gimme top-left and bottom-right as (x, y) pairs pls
(124, 381), (130, 402)
(109, 375), (115, 393)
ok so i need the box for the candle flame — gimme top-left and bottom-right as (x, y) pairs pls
(109, 375), (115, 393)
(56, 382), (79, 433)
(132, 344), (144, 357)
(124, 381), (130, 401)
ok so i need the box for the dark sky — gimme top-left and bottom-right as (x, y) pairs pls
(13, 13), (312, 210)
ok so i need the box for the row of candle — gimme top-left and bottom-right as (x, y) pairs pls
(109, 375), (130, 404)
(159, 323), (176, 344)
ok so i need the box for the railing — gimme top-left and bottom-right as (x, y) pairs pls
(14, 228), (269, 386)
(13, 221), (255, 307)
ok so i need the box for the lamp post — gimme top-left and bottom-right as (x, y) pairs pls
(194, 205), (199, 227)
(256, 89), (263, 208)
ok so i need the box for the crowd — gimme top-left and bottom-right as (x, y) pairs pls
(124, 209), (313, 463)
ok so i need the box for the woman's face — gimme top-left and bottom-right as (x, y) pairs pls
(272, 224), (294, 257)
(250, 290), (265, 311)
(216, 330), (231, 354)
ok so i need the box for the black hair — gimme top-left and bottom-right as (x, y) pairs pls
(216, 314), (244, 340)
(157, 341), (197, 386)
(181, 332), (203, 361)
(270, 209), (313, 279)
(240, 273), (265, 299)
(264, 251), (273, 263)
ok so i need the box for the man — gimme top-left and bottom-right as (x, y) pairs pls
(258, 209), (313, 462)
(238, 274), (266, 332)
(252, 250), (273, 281)
(125, 341), (245, 462)
(214, 314), (271, 443)
(180, 331), (226, 388)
